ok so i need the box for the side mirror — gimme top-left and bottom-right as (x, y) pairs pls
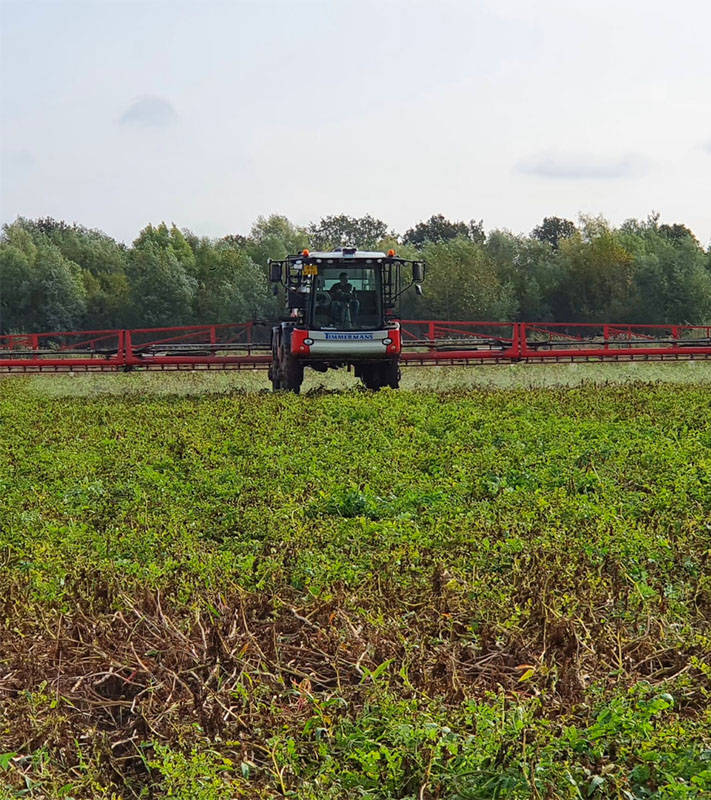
(269, 261), (283, 283)
(415, 284), (423, 296)
(412, 261), (425, 283)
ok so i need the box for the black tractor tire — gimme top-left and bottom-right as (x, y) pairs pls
(383, 359), (401, 389)
(279, 348), (304, 394)
(268, 361), (281, 391)
(360, 360), (400, 390)
(269, 328), (282, 391)
(359, 366), (379, 390)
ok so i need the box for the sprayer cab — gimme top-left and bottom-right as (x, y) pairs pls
(267, 248), (425, 392)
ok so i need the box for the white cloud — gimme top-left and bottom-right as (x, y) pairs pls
(119, 96), (178, 128)
(516, 151), (648, 180)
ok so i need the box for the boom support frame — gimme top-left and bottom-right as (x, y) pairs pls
(4, 320), (711, 374)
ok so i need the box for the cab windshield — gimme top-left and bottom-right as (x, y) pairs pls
(310, 266), (382, 330)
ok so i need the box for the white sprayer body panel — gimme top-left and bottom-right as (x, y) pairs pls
(304, 328), (396, 359)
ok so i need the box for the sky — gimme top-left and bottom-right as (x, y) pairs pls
(1, 0), (710, 245)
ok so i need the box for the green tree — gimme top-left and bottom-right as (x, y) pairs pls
(531, 216), (577, 251)
(133, 223), (196, 273)
(126, 232), (196, 327)
(618, 217), (711, 323)
(192, 236), (276, 323)
(246, 215), (308, 267)
(0, 242), (32, 333)
(554, 217), (636, 322)
(15, 217), (132, 329)
(658, 223), (700, 245)
(21, 217), (126, 276)
(307, 214), (390, 250)
(3, 212), (711, 333)
(35, 243), (88, 330)
(1, 223), (38, 330)
(0, 221), (87, 332)
(418, 238), (517, 321)
(485, 230), (561, 321)
(403, 215), (485, 248)
(81, 270), (132, 330)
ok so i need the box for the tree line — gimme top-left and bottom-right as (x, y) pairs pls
(1, 212), (710, 334)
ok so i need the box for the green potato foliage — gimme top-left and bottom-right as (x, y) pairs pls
(0, 375), (710, 799)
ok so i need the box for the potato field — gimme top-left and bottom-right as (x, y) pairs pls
(1, 369), (710, 799)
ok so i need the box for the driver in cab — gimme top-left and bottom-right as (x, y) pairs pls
(329, 272), (359, 326)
